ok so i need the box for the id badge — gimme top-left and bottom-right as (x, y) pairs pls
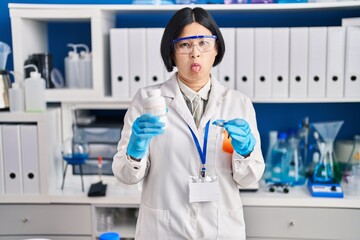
(189, 175), (220, 203)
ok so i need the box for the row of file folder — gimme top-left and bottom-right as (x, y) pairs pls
(110, 26), (360, 100)
(0, 124), (40, 195)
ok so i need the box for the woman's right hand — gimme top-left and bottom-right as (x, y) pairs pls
(127, 114), (165, 160)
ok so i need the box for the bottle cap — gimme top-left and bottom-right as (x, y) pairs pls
(99, 232), (120, 240)
(30, 71), (41, 79)
(147, 88), (161, 97)
(12, 82), (20, 89)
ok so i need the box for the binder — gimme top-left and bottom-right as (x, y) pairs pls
(344, 26), (360, 98)
(254, 28), (272, 98)
(110, 28), (130, 100)
(218, 28), (236, 89)
(20, 124), (40, 195)
(271, 28), (289, 98)
(2, 125), (23, 195)
(308, 27), (327, 98)
(0, 126), (4, 195)
(146, 28), (166, 86)
(289, 27), (309, 98)
(326, 27), (345, 98)
(211, 66), (219, 82)
(129, 28), (147, 97)
(236, 28), (255, 98)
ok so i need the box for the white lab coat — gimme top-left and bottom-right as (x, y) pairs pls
(113, 74), (265, 240)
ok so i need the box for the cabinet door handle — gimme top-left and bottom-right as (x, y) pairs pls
(22, 218), (29, 223)
(289, 220), (295, 227)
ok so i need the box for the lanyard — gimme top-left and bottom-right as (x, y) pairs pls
(188, 120), (210, 178)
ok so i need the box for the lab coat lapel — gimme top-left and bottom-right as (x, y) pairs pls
(161, 74), (198, 131)
(199, 77), (228, 129)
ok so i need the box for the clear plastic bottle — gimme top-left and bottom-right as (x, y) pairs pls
(268, 132), (288, 183)
(143, 89), (167, 127)
(64, 43), (80, 89)
(23, 64), (46, 112)
(78, 44), (92, 89)
(9, 82), (25, 112)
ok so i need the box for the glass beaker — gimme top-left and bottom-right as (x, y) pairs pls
(0, 42), (11, 70)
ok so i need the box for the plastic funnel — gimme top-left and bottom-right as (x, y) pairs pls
(0, 42), (11, 70)
(312, 121), (343, 143)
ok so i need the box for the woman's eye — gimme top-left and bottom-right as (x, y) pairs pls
(199, 40), (209, 46)
(179, 42), (191, 48)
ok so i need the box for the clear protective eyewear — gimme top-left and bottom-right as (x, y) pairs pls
(172, 35), (217, 54)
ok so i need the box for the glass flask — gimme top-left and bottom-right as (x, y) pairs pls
(282, 137), (306, 185)
(312, 121), (343, 183)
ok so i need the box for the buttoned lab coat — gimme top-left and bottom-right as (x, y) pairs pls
(112, 74), (265, 240)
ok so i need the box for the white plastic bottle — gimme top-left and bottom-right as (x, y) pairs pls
(78, 44), (92, 89)
(64, 43), (80, 89)
(23, 64), (46, 112)
(9, 82), (25, 112)
(143, 89), (167, 127)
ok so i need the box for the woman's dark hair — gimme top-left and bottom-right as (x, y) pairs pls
(161, 7), (225, 72)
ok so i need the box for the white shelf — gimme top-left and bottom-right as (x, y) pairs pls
(9, 2), (360, 11)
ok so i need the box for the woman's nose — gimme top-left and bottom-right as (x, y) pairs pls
(190, 45), (201, 58)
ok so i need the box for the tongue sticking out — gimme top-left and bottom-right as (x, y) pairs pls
(191, 64), (201, 73)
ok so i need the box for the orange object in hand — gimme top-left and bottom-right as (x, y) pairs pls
(222, 130), (234, 154)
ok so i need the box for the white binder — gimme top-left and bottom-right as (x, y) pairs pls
(218, 28), (236, 89)
(211, 66), (219, 82)
(344, 26), (360, 98)
(271, 28), (289, 98)
(20, 124), (40, 195)
(254, 28), (272, 98)
(236, 28), (254, 98)
(0, 126), (4, 195)
(129, 28), (147, 97)
(326, 27), (345, 98)
(2, 125), (23, 195)
(289, 27), (309, 98)
(110, 28), (130, 100)
(146, 28), (166, 86)
(308, 27), (327, 98)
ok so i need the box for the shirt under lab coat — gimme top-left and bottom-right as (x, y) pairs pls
(112, 73), (265, 240)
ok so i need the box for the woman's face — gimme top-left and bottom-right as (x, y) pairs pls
(173, 22), (218, 91)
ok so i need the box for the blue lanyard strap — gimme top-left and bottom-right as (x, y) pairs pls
(188, 120), (210, 177)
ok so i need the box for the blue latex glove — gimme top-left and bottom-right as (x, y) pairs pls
(223, 118), (256, 157)
(127, 114), (165, 159)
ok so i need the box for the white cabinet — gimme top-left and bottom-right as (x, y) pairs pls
(244, 206), (360, 240)
(9, 5), (114, 102)
(0, 204), (92, 238)
(0, 108), (62, 196)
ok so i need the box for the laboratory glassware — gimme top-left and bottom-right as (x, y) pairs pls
(312, 121), (343, 183)
(282, 136), (306, 185)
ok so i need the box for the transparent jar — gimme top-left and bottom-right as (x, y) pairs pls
(343, 135), (360, 195)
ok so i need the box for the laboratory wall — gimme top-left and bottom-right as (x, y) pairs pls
(1, 0), (360, 154)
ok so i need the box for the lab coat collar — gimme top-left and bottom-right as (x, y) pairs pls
(161, 73), (229, 133)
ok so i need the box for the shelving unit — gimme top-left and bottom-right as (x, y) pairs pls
(4, 2), (360, 239)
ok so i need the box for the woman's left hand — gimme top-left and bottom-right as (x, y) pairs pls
(223, 118), (256, 157)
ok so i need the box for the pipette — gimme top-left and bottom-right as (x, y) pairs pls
(212, 119), (228, 127)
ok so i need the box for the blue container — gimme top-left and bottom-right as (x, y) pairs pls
(99, 232), (120, 240)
